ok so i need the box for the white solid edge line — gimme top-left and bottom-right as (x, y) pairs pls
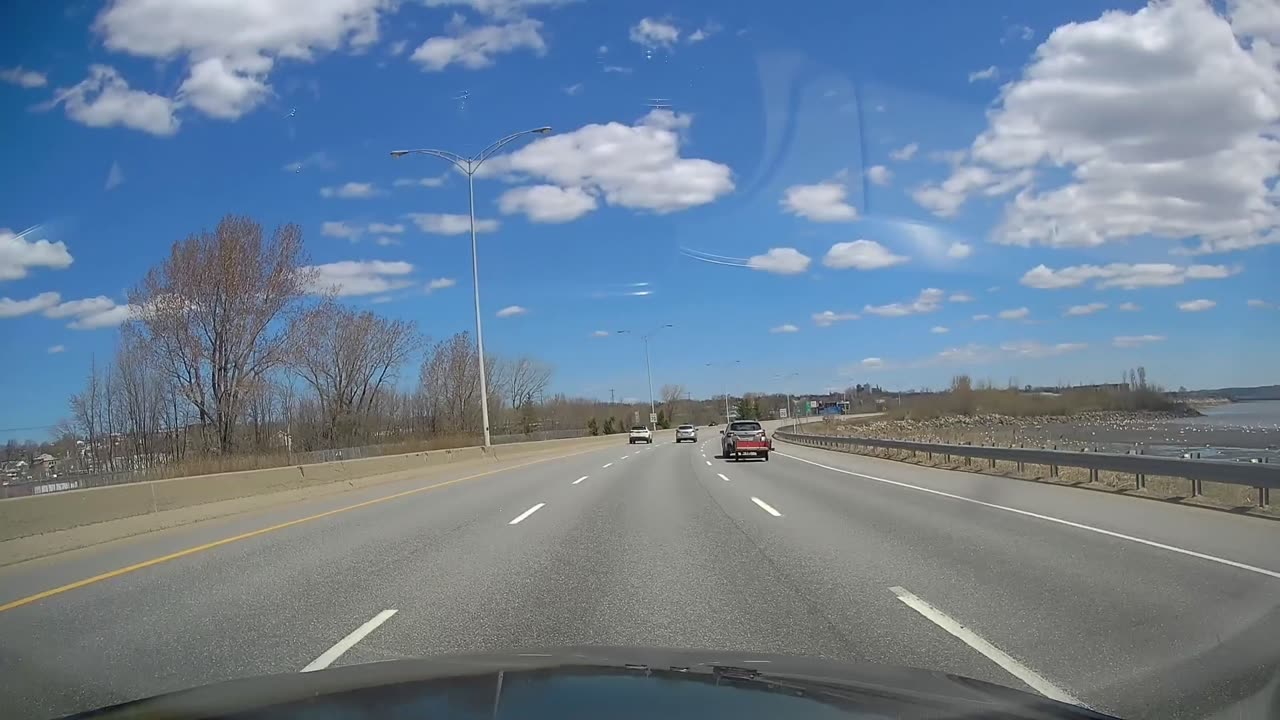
(572, 475), (588, 485)
(301, 609), (398, 673)
(602, 462), (613, 468)
(777, 452), (1280, 580)
(750, 496), (782, 517)
(508, 502), (546, 525)
(717, 473), (731, 482)
(889, 586), (1085, 708)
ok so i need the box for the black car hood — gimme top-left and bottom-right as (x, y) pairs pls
(66, 646), (1118, 719)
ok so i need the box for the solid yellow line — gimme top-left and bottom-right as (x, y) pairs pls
(0, 445), (602, 614)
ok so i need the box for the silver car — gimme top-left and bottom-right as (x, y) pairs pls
(675, 424), (698, 442)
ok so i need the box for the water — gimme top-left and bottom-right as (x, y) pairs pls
(1174, 400), (1280, 430)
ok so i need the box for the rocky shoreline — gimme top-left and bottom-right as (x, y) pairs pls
(816, 410), (1280, 461)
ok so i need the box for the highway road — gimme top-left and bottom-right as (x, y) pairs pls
(1, 426), (1277, 719)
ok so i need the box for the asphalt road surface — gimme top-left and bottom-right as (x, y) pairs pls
(2, 427), (1277, 719)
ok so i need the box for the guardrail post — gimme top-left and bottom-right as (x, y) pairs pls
(1191, 478), (1203, 497)
(1259, 486), (1270, 508)
(989, 457), (996, 469)
(1089, 468), (1098, 484)
(927, 450), (933, 461)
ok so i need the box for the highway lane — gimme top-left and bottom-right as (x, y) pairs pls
(0, 431), (1276, 719)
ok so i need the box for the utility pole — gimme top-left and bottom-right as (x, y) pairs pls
(609, 388), (615, 404)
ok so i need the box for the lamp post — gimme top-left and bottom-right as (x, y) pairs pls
(391, 126), (551, 447)
(707, 360), (742, 425)
(617, 325), (672, 430)
(775, 372), (800, 429)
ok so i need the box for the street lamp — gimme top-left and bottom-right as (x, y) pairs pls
(391, 126), (552, 448)
(774, 372), (800, 429)
(707, 360), (741, 425)
(617, 324), (673, 430)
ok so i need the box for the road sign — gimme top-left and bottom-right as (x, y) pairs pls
(649, 412), (658, 424)
(779, 408), (788, 418)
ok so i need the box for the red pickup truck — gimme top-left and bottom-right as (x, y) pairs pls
(721, 420), (771, 461)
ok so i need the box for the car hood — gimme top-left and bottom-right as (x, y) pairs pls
(65, 646), (1117, 719)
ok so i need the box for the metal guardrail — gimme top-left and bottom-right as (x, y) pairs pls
(773, 429), (1278, 507)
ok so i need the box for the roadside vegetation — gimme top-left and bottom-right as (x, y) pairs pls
(885, 372), (1192, 421)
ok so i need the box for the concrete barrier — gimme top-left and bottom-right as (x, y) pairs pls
(0, 434), (638, 542)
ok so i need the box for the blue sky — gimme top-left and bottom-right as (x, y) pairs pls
(2, 0), (1279, 438)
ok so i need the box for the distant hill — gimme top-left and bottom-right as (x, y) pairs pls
(1181, 385), (1280, 401)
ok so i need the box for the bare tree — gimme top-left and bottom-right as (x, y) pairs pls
(129, 215), (315, 453)
(289, 301), (423, 445)
(499, 357), (554, 414)
(419, 332), (492, 435)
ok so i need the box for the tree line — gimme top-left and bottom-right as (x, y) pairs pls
(55, 215), (569, 475)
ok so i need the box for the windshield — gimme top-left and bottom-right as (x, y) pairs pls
(2, 2), (1277, 720)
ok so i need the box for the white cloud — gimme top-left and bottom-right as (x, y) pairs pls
(1065, 302), (1107, 317)
(911, 166), (1032, 217)
(0, 66), (47, 88)
(0, 292), (61, 318)
(423, 0), (575, 19)
(945, 242), (972, 259)
(374, 236), (400, 246)
(591, 329), (610, 337)
(822, 239), (908, 270)
(94, 0), (388, 123)
(861, 357), (885, 369)
(45, 65), (179, 136)
(496, 304), (527, 317)
(931, 326), (949, 334)
(602, 65), (632, 74)
(499, 185), (598, 222)
(320, 182), (377, 199)
(924, 0), (1280, 253)
(1118, 301), (1142, 312)
(747, 248), (811, 275)
(1247, 298), (1273, 308)
(630, 17), (680, 48)
(68, 304), (135, 330)
(770, 323), (799, 334)
(563, 82), (583, 95)
(368, 222), (404, 234)
(687, 28), (708, 43)
(0, 226), (74, 281)
(177, 56), (270, 119)
(47, 345), (65, 354)
(812, 310), (858, 327)
(303, 260), (415, 297)
(967, 65), (998, 82)
(481, 110), (733, 215)
(425, 277), (457, 293)
(998, 307), (1030, 320)
(866, 165), (892, 186)
(104, 161), (125, 191)
(388, 40), (407, 55)
(1113, 334), (1165, 348)
(864, 288), (944, 317)
(412, 18), (546, 71)
(1177, 298), (1216, 312)
(321, 221), (361, 239)
(972, 313), (991, 321)
(393, 174), (448, 188)
(43, 296), (115, 319)
(283, 151), (334, 174)
(408, 213), (499, 235)
(782, 179), (858, 221)
(1020, 263), (1236, 290)
(890, 142), (918, 161)
(999, 340), (1088, 358)
(949, 292), (974, 302)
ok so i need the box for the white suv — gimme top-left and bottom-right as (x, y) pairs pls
(628, 426), (653, 444)
(675, 424), (698, 442)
